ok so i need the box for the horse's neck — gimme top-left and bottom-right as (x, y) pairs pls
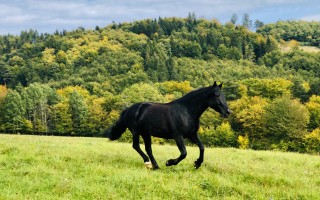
(172, 87), (210, 119)
(180, 96), (209, 119)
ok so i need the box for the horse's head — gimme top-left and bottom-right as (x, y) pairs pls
(208, 81), (231, 118)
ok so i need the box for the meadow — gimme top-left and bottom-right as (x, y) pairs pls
(0, 134), (319, 200)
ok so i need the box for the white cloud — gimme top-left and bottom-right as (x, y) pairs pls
(0, 0), (319, 35)
(0, 14), (36, 24)
(301, 14), (320, 21)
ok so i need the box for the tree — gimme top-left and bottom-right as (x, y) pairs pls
(306, 95), (320, 130)
(186, 12), (197, 32)
(0, 85), (7, 103)
(242, 13), (252, 29)
(265, 36), (279, 53)
(144, 40), (170, 82)
(87, 97), (108, 136)
(229, 96), (269, 148)
(216, 44), (242, 60)
(51, 86), (90, 135)
(24, 83), (53, 134)
(119, 83), (165, 108)
(241, 78), (292, 99)
(2, 90), (26, 133)
(0, 85), (8, 130)
(200, 122), (236, 147)
(291, 76), (310, 102)
(230, 13), (238, 25)
(254, 20), (264, 30)
(50, 102), (72, 135)
(242, 37), (256, 61)
(262, 96), (310, 144)
(68, 90), (89, 135)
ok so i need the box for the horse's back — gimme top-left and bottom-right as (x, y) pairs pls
(125, 102), (175, 139)
(127, 102), (198, 139)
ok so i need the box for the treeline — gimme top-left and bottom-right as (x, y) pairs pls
(257, 20), (320, 47)
(0, 15), (320, 153)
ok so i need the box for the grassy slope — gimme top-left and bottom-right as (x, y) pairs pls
(0, 134), (319, 200)
(280, 45), (320, 53)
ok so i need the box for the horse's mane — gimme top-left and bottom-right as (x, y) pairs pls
(171, 86), (210, 103)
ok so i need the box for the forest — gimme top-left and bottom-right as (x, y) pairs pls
(0, 15), (319, 154)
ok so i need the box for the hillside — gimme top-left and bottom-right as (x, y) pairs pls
(0, 17), (320, 153)
(257, 20), (320, 47)
(1, 134), (319, 199)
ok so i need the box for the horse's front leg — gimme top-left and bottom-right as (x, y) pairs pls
(189, 134), (204, 169)
(166, 135), (187, 166)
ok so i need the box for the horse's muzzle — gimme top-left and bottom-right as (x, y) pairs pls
(222, 109), (232, 118)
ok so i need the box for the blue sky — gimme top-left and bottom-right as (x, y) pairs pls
(0, 0), (319, 35)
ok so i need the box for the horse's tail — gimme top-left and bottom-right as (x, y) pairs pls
(105, 108), (128, 140)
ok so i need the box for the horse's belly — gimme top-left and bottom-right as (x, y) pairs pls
(139, 118), (173, 139)
(150, 130), (173, 139)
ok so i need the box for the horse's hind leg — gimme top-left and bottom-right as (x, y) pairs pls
(166, 135), (187, 167)
(132, 133), (149, 164)
(189, 134), (204, 169)
(142, 134), (159, 169)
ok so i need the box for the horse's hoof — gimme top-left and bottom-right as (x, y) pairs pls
(144, 161), (152, 169)
(194, 161), (201, 169)
(152, 165), (160, 170)
(166, 159), (175, 166)
(166, 160), (172, 166)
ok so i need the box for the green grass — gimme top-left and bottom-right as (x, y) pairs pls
(1, 134), (320, 200)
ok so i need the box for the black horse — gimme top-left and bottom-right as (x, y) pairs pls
(105, 81), (231, 169)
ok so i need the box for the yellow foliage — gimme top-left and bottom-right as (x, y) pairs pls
(157, 81), (193, 94)
(65, 30), (123, 64)
(288, 40), (299, 49)
(90, 98), (105, 117)
(238, 134), (249, 149)
(198, 126), (204, 134)
(106, 110), (120, 125)
(230, 96), (268, 134)
(21, 119), (33, 132)
(56, 86), (90, 101)
(306, 96), (320, 129)
(302, 82), (310, 92)
(241, 78), (292, 99)
(42, 48), (56, 64)
(0, 85), (8, 100)
(56, 50), (67, 63)
(306, 128), (320, 140)
(306, 100), (320, 111)
(164, 94), (175, 102)
(308, 95), (320, 104)
(238, 84), (248, 97)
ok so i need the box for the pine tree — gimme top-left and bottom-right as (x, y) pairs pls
(242, 13), (252, 29)
(231, 13), (238, 25)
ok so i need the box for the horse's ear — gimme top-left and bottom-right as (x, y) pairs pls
(213, 81), (217, 87)
(212, 81), (222, 88)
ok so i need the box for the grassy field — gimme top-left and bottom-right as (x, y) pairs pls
(0, 134), (320, 200)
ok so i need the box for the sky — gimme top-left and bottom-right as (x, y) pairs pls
(0, 0), (320, 35)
